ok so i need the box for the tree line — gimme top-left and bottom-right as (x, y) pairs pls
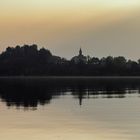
(0, 44), (140, 76)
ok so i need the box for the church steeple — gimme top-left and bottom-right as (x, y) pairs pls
(79, 48), (82, 56)
(71, 47), (87, 64)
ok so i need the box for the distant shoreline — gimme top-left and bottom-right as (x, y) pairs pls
(1, 45), (140, 76)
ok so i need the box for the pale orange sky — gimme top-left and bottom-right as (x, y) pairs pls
(0, 0), (140, 60)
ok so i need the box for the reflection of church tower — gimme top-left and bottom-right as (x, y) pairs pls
(79, 48), (82, 56)
(79, 95), (82, 106)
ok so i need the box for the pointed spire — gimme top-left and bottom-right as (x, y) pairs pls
(79, 48), (82, 56)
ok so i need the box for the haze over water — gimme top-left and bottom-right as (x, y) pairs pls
(1, 0), (140, 139)
(0, 78), (140, 140)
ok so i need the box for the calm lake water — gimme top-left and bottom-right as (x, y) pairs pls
(0, 77), (140, 140)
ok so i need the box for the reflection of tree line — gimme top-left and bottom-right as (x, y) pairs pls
(0, 78), (140, 109)
(71, 88), (135, 105)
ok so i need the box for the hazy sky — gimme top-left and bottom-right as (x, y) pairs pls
(1, 0), (140, 60)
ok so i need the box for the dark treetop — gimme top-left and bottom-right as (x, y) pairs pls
(0, 44), (140, 76)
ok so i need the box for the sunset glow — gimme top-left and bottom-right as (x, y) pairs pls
(0, 0), (140, 59)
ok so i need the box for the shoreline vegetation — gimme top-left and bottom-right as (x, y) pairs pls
(1, 44), (140, 76)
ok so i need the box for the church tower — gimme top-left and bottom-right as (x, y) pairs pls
(79, 48), (82, 56)
(71, 48), (87, 64)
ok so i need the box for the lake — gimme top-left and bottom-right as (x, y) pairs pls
(0, 77), (140, 140)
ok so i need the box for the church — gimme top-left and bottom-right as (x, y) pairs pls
(71, 48), (87, 64)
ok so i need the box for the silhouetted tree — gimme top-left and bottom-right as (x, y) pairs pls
(0, 44), (139, 76)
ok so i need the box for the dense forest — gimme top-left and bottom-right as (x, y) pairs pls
(0, 44), (140, 76)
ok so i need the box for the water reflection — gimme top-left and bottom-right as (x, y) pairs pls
(0, 77), (140, 109)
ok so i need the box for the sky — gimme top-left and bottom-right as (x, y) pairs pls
(0, 0), (140, 60)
